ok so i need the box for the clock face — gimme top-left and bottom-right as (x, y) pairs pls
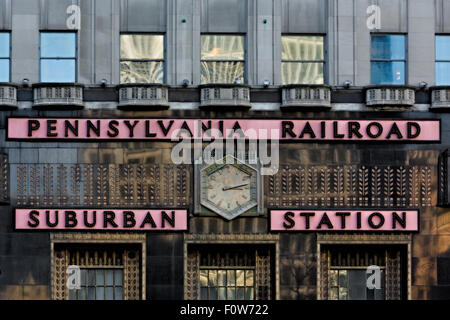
(200, 156), (258, 220)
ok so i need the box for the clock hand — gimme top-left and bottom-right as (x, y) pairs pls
(222, 182), (249, 191)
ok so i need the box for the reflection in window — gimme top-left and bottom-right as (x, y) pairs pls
(0, 33), (10, 82)
(69, 269), (124, 300)
(201, 35), (245, 84)
(40, 32), (76, 83)
(281, 36), (325, 85)
(329, 269), (385, 300)
(370, 35), (406, 84)
(200, 269), (255, 300)
(436, 36), (450, 85)
(120, 34), (164, 84)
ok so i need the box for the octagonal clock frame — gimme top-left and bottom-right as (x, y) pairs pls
(194, 154), (264, 220)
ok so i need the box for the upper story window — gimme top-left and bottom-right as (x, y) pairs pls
(201, 35), (245, 84)
(40, 32), (76, 83)
(370, 34), (406, 85)
(0, 32), (10, 82)
(436, 35), (450, 85)
(120, 34), (165, 84)
(281, 35), (325, 85)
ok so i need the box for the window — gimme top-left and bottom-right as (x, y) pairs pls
(320, 245), (406, 300)
(53, 243), (142, 300)
(436, 35), (450, 85)
(329, 269), (385, 300)
(200, 269), (255, 300)
(120, 34), (164, 84)
(186, 244), (272, 300)
(0, 32), (10, 82)
(281, 35), (325, 85)
(370, 34), (406, 85)
(40, 32), (76, 83)
(70, 269), (124, 300)
(201, 35), (245, 84)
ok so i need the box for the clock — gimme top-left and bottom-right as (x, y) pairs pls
(195, 155), (263, 220)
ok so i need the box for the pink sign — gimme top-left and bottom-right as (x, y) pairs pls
(7, 118), (440, 142)
(15, 209), (188, 231)
(270, 210), (419, 232)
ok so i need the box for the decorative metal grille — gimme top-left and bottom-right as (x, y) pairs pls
(386, 250), (402, 300)
(0, 153), (8, 203)
(15, 164), (190, 207)
(186, 251), (200, 300)
(256, 250), (271, 300)
(266, 165), (433, 208)
(319, 250), (329, 300)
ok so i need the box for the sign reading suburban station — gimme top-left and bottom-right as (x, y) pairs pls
(0, 0), (450, 302)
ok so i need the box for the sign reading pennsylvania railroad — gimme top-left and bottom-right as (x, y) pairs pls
(7, 118), (440, 142)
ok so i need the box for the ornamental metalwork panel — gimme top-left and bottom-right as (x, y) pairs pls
(256, 250), (271, 300)
(15, 164), (190, 207)
(185, 250), (200, 300)
(319, 249), (329, 300)
(266, 165), (433, 208)
(386, 250), (402, 300)
(53, 248), (68, 300)
(0, 153), (8, 203)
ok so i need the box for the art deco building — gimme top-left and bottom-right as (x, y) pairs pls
(0, 0), (449, 300)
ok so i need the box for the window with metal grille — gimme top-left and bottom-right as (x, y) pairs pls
(370, 34), (406, 84)
(0, 32), (10, 82)
(281, 35), (325, 85)
(40, 32), (77, 82)
(201, 35), (245, 84)
(186, 244), (272, 300)
(120, 34), (165, 84)
(321, 245), (405, 300)
(53, 244), (141, 300)
(436, 35), (450, 85)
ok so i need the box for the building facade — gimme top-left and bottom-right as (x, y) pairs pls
(0, 0), (450, 300)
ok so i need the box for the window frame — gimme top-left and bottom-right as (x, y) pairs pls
(119, 32), (166, 84)
(50, 233), (146, 301)
(370, 33), (407, 85)
(435, 34), (450, 86)
(200, 33), (247, 84)
(281, 33), (327, 85)
(39, 31), (78, 83)
(0, 31), (11, 82)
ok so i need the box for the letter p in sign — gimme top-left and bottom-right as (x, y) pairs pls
(366, 265), (381, 290)
(66, 265), (81, 290)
